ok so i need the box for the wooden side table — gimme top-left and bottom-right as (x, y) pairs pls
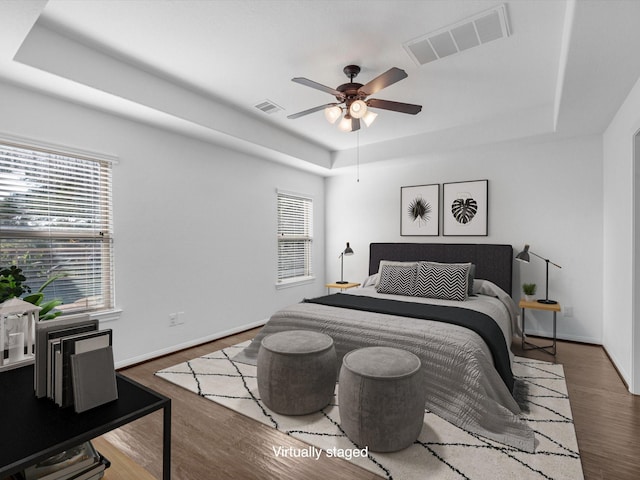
(325, 282), (360, 294)
(519, 299), (561, 356)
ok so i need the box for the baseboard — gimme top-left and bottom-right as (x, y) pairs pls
(601, 344), (632, 391)
(114, 318), (268, 369)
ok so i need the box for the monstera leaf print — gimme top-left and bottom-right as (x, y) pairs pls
(451, 197), (477, 224)
(442, 181), (487, 236)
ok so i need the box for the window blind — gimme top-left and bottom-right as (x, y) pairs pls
(0, 142), (114, 314)
(277, 191), (313, 283)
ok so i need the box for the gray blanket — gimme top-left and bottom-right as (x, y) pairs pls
(234, 300), (535, 452)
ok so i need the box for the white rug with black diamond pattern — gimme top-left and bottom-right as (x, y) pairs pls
(155, 342), (584, 480)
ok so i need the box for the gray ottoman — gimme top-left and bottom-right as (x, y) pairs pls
(257, 330), (337, 415)
(339, 346), (425, 452)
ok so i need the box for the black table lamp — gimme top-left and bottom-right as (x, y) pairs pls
(336, 242), (354, 284)
(515, 244), (561, 304)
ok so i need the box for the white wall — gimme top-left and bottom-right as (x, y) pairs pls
(603, 74), (640, 394)
(326, 135), (603, 344)
(0, 80), (326, 366)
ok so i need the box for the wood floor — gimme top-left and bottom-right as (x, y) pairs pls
(100, 329), (640, 480)
(93, 437), (156, 480)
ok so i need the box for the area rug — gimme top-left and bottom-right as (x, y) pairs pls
(155, 342), (584, 480)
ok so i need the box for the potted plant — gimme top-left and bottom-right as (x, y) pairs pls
(522, 283), (537, 302)
(0, 266), (65, 320)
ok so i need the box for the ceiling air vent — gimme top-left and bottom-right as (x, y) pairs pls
(403, 4), (511, 66)
(255, 100), (283, 115)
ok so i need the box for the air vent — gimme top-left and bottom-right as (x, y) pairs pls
(255, 100), (283, 115)
(403, 4), (510, 66)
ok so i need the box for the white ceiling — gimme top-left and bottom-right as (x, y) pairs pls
(1, 0), (640, 174)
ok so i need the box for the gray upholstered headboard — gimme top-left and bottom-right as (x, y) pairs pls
(369, 243), (513, 295)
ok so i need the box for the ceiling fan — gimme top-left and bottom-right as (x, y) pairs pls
(287, 65), (422, 132)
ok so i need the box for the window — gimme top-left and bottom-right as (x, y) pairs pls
(0, 141), (114, 315)
(277, 190), (313, 286)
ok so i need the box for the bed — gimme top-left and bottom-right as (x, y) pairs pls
(235, 243), (534, 452)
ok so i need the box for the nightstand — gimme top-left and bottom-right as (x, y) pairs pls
(519, 299), (561, 356)
(325, 282), (360, 294)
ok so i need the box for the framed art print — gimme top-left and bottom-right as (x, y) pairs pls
(443, 180), (488, 236)
(401, 184), (440, 236)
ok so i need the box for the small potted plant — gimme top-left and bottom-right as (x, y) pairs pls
(0, 266), (65, 320)
(522, 283), (537, 302)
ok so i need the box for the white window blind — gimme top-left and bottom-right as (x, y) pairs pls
(0, 142), (114, 315)
(277, 191), (313, 284)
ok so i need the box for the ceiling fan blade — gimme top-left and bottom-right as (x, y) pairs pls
(359, 67), (408, 96)
(367, 98), (422, 115)
(287, 103), (340, 119)
(291, 77), (345, 98)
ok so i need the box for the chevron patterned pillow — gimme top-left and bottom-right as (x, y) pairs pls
(376, 263), (417, 296)
(374, 261), (418, 288)
(415, 262), (471, 301)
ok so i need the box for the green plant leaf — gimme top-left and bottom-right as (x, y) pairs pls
(23, 292), (44, 306)
(39, 299), (62, 316)
(0, 265), (31, 303)
(37, 272), (69, 293)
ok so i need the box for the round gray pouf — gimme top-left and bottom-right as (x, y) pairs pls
(257, 330), (337, 415)
(339, 346), (425, 452)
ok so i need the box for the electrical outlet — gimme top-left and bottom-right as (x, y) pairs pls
(564, 305), (573, 317)
(169, 312), (186, 327)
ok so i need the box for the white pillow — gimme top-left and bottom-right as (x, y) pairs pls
(362, 273), (379, 288)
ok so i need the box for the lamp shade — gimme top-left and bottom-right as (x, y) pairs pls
(349, 100), (367, 119)
(515, 244), (530, 263)
(324, 105), (342, 124)
(343, 242), (354, 255)
(338, 114), (353, 132)
(362, 110), (378, 127)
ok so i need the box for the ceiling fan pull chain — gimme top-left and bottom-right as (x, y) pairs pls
(356, 130), (360, 183)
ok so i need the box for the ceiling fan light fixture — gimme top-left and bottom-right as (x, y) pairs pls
(288, 65), (422, 132)
(362, 110), (378, 127)
(338, 114), (353, 132)
(324, 105), (342, 124)
(349, 99), (367, 119)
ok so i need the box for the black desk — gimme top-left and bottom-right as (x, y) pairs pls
(0, 365), (171, 479)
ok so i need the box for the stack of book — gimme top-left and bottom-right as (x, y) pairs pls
(34, 315), (118, 413)
(19, 441), (110, 480)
